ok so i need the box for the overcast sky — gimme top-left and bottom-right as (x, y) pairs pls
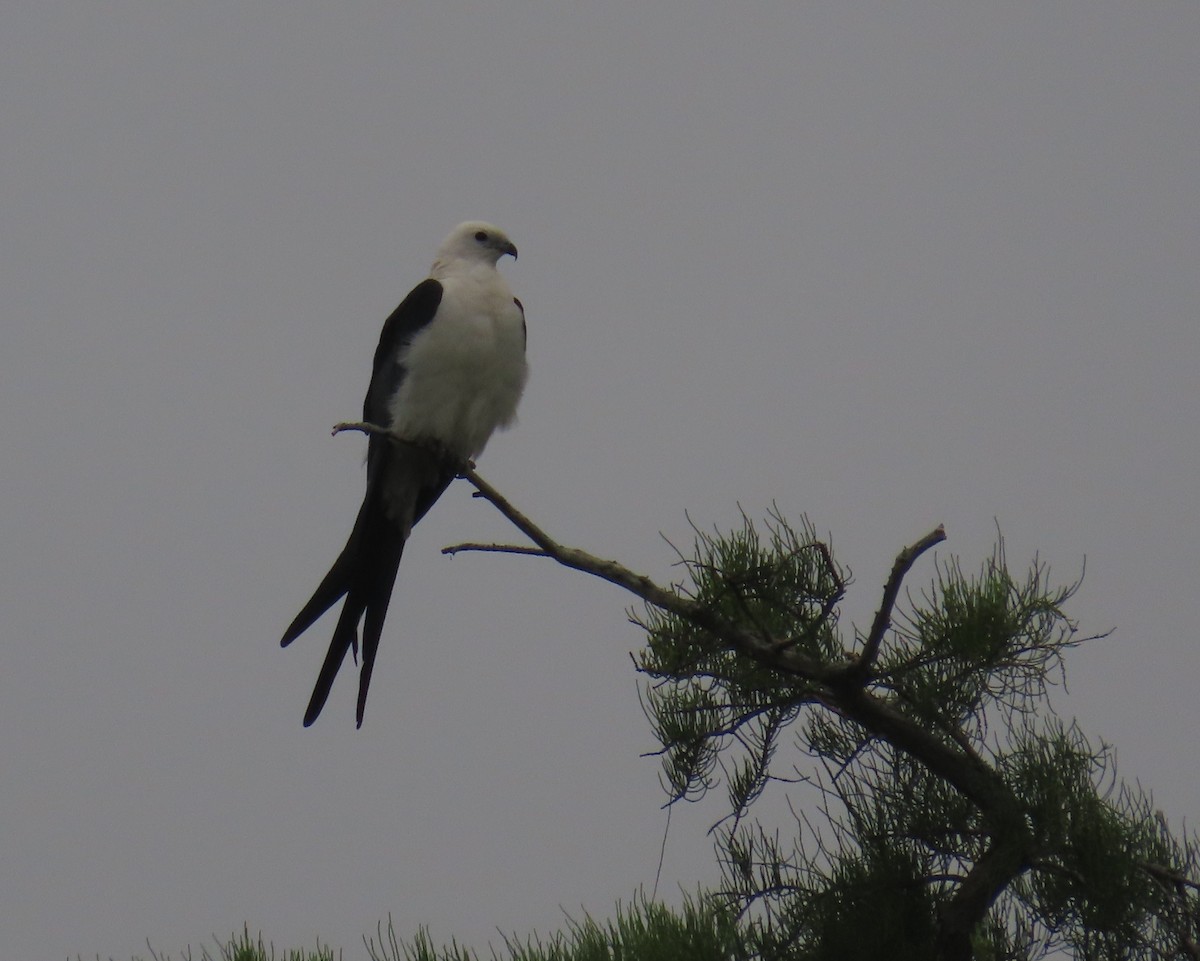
(2, 3), (1197, 959)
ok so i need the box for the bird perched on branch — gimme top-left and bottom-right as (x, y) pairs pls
(282, 222), (528, 727)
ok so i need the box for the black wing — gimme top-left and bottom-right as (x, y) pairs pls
(281, 278), (447, 727)
(363, 278), (444, 460)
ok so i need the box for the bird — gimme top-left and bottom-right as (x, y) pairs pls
(281, 221), (528, 727)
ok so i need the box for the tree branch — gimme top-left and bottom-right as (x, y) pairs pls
(852, 525), (946, 675)
(934, 824), (1032, 961)
(458, 466), (751, 632)
(460, 467), (872, 700)
(332, 420), (393, 439)
(453, 468), (1024, 831)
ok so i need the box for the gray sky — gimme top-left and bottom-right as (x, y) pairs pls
(2, 3), (1197, 959)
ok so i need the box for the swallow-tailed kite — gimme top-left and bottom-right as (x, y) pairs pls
(282, 222), (528, 727)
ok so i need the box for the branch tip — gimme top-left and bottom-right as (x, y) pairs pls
(853, 525), (947, 675)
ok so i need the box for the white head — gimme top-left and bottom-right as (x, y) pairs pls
(432, 221), (518, 273)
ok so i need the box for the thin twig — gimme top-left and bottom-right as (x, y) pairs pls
(332, 420), (393, 439)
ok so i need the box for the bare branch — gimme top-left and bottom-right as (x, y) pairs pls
(853, 525), (946, 674)
(332, 420), (393, 439)
(458, 466), (716, 622)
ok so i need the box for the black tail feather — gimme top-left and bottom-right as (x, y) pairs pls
(355, 546), (403, 728)
(302, 598), (361, 726)
(283, 444), (457, 727)
(280, 550), (353, 649)
(293, 520), (405, 728)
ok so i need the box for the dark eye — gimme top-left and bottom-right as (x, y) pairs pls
(474, 230), (489, 242)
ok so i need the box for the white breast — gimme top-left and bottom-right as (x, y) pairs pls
(387, 268), (528, 459)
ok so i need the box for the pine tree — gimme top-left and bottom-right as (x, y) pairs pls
(341, 448), (1200, 961)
